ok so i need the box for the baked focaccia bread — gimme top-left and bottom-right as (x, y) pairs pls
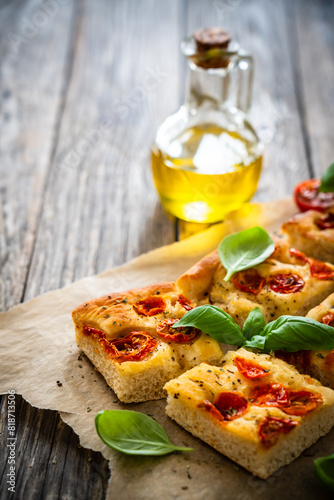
(281, 208), (334, 264)
(72, 282), (223, 403)
(177, 241), (334, 327)
(164, 348), (334, 479)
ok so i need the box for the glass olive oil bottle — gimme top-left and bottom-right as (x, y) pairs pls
(152, 28), (263, 223)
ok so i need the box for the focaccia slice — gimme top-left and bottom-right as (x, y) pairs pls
(177, 241), (334, 327)
(72, 282), (223, 403)
(164, 348), (334, 479)
(281, 208), (334, 264)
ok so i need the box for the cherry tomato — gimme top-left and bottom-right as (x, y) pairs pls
(259, 417), (298, 448)
(133, 296), (166, 316)
(231, 269), (266, 295)
(156, 318), (198, 343)
(322, 313), (334, 327)
(294, 179), (334, 212)
(233, 356), (270, 380)
(269, 273), (304, 294)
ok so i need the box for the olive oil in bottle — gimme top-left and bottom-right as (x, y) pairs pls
(151, 28), (263, 223)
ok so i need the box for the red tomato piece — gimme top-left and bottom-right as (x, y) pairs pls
(232, 269), (266, 295)
(233, 356), (270, 380)
(322, 312), (334, 327)
(249, 383), (290, 407)
(213, 392), (249, 421)
(133, 296), (166, 316)
(107, 331), (157, 362)
(269, 273), (304, 294)
(294, 179), (334, 212)
(156, 318), (198, 343)
(178, 294), (194, 311)
(283, 389), (323, 416)
(198, 400), (226, 422)
(289, 248), (308, 263)
(82, 326), (157, 362)
(308, 259), (334, 280)
(316, 212), (334, 230)
(259, 416), (298, 448)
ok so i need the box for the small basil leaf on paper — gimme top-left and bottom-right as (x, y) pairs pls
(218, 226), (275, 281)
(95, 410), (193, 455)
(319, 163), (334, 193)
(174, 305), (245, 346)
(262, 316), (334, 352)
(242, 307), (266, 340)
(314, 454), (334, 493)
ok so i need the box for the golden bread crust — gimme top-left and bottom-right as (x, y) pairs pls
(176, 250), (220, 301)
(281, 208), (334, 263)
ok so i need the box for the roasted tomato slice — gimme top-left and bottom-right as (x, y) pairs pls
(232, 269), (266, 295)
(316, 212), (334, 230)
(82, 327), (157, 362)
(289, 248), (308, 263)
(107, 331), (157, 362)
(294, 179), (334, 212)
(322, 312), (334, 327)
(283, 389), (323, 416)
(133, 296), (166, 316)
(308, 259), (334, 280)
(233, 356), (270, 380)
(259, 417), (298, 448)
(289, 249), (334, 280)
(198, 400), (226, 422)
(249, 383), (290, 407)
(269, 273), (304, 294)
(156, 318), (198, 343)
(214, 392), (249, 421)
(178, 294), (194, 311)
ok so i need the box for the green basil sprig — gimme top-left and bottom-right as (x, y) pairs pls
(174, 305), (245, 346)
(95, 410), (193, 455)
(174, 305), (334, 353)
(218, 226), (275, 281)
(319, 162), (334, 193)
(314, 454), (334, 492)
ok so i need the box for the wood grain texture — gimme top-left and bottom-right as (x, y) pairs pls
(22, 0), (182, 301)
(0, 395), (110, 500)
(292, 0), (334, 177)
(1, 0), (334, 499)
(0, 0), (75, 311)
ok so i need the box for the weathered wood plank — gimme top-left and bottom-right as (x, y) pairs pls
(0, 395), (110, 500)
(292, 0), (334, 177)
(22, 0), (184, 301)
(0, 0), (75, 311)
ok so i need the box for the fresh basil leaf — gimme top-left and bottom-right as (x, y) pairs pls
(319, 163), (334, 193)
(95, 410), (193, 455)
(243, 335), (266, 350)
(173, 305), (245, 346)
(314, 454), (334, 493)
(242, 307), (266, 340)
(218, 226), (275, 281)
(262, 316), (334, 352)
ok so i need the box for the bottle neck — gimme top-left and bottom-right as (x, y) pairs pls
(186, 62), (230, 110)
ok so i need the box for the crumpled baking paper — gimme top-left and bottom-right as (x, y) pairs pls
(2, 199), (329, 500)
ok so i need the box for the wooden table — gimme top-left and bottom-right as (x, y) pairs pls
(1, 0), (334, 498)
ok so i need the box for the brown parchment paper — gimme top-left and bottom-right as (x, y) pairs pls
(2, 199), (332, 500)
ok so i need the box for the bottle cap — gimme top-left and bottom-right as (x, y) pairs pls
(193, 27), (231, 68)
